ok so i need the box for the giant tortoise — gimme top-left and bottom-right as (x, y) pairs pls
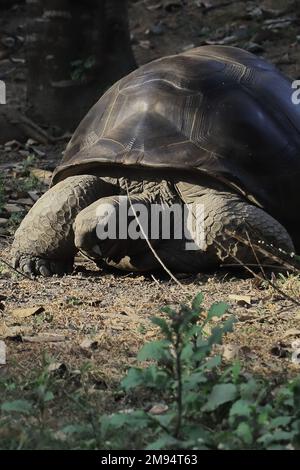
(12, 46), (300, 277)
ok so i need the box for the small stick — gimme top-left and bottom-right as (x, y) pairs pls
(213, 238), (300, 306)
(125, 182), (186, 291)
(0, 256), (37, 281)
(245, 229), (266, 280)
(226, 228), (300, 274)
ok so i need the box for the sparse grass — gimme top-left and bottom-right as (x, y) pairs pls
(8, 211), (25, 230)
(276, 273), (300, 299)
(0, 175), (4, 213)
(266, 273), (300, 301)
(0, 155), (46, 231)
(1, 294), (300, 450)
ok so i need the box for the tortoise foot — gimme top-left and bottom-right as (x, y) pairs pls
(13, 254), (74, 278)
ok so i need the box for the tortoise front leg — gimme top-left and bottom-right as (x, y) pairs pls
(11, 175), (116, 277)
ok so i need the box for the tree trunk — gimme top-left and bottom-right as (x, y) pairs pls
(26, 0), (136, 133)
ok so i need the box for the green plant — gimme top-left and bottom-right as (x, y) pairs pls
(20, 154), (37, 176)
(1, 294), (300, 450)
(66, 296), (83, 306)
(99, 294), (235, 449)
(8, 211), (25, 229)
(70, 56), (96, 81)
(97, 294), (300, 450)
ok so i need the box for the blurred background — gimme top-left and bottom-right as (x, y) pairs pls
(0, 0), (299, 141)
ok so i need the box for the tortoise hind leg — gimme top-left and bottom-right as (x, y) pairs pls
(11, 175), (117, 277)
(166, 185), (295, 272)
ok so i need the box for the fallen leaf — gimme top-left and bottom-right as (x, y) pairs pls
(0, 341), (6, 365)
(0, 323), (30, 339)
(13, 198), (34, 206)
(27, 190), (40, 202)
(146, 2), (162, 11)
(80, 338), (99, 350)
(222, 343), (240, 361)
(30, 168), (52, 183)
(291, 339), (300, 350)
(12, 306), (44, 319)
(138, 40), (152, 50)
(3, 203), (23, 213)
(47, 362), (67, 375)
(149, 403), (169, 415)
(282, 329), (300, 339)
(229, 294), (252, 306)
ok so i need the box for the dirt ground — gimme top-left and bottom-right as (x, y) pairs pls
(1, 0), (300, 417)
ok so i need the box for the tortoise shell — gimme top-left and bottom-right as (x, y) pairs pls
(52, 45), (300, 230)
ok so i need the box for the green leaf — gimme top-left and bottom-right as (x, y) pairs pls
(138, 340), (170, 362)
(1, 399), (33, 415)
(203, 383), (237, 411)
(269, 416), (292, 429)
(44, 390), (54, 402)
(161, 306), (176, 317)
(151, 317), (171, 339)
(204, 355), (222, 370)
(207, 301), (229, 320)
(121, 367), (144, 391)
(181, 343), (194, 361)
(192, 293), (204, 312)
(183, 373), (208, 391)
(151, 412), (175, 429)
(258, 430), (296, 445)
(101, 410), (150, 438)
(229, 399), (252, 418)
(236, 422), (253, 445)
(240, 378), (259, 401)
(208, 317), (236, 347)
(61, 424), (91, 435)
(146, 434), (178, 450)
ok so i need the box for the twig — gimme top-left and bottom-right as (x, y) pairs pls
(245, 229), (266, 280)
(213, 238), (300, 306)
(0, 255), (38, 281)
(220, 263), (296, 270)
(125, 182), (185, 291)
(225, 228), (300, 274)
(197, 0), (236, 13)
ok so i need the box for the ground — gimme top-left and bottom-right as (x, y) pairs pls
(0, 0), (300, 449)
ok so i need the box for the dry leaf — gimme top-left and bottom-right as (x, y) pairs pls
(30, 168), (52, 183)
(47, 362), (67, 375)
(80, 338), (99, 350)
(0, 341), (6, 365)
(282, 329), (300, 339)
(149, 403), (169, 415)
(27, 190), (40, 202)
(0, 323), (30, 339)
(222, 343), (240, 361)
(229, 294), (252, 306)
(12, 306), (45, 319)
(3, 203), (23, 213)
